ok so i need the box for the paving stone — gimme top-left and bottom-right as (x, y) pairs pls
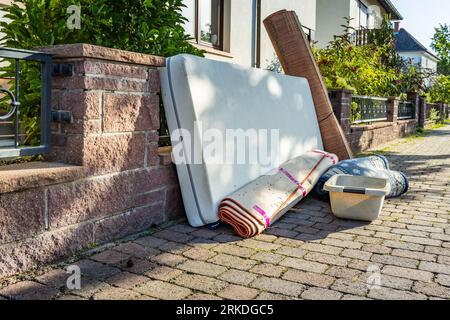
(341, 249), (372, 261)
(135, 280), (192, 300)
(134, 235), (168, 248)
(212, 244), (256, 258)
(321, 238), (363, 250)
(275, 246), (307, 259)
(190, 228), (220, 240)
(0, 281), (59, 300)
(158, 241), (191, 255)
(150, 253), (187, 267)
(187, 293), (223, 300)
(167, 224), (196, 234)
(93, 286), (142, 300)
(361, 244), (392, 255)
(391, 249), (436, 262)
(279, 257), (329, 274)
(341, 294), (371, 300)
(152, 229), (194, 243)
(326, 266), (362, 280)
(77, 259), (121, 280)
(255, 292), (296, 300)
(304, 252), (349, 267)
(56, 294), (85, 300)
(250, 264), (285, 277)
(35, 268), (70, 289)
(182, 247), (217, 261)
(177, 260), (227, 277)
(218, 269), (258, 286)
(301, 287), (343, 300)
(172, 274), (228, 294)
(113, 242), (160, 259)
(217, 285), (259, 300)
(301, 243), (343, 255)
(379, 275), (413, 291)
(282, 270), (335, 288)
(208, 254), (257, 271)
(368, 287), (427, 300)
(118, 258), (156, 274)
(435, 274), (450, 287)
(331, 278), (368, 296)
(419, 261), (450, 275)
(105, 272), (148, 289)
(251, 252), (285, 264)
(145, 266), (183, 281)
(401, 236), (442, 247)
(250, 277), (305, 297)
(383, 240), (424, 252)
(238, 239), (281, 252)
(371, 254), (419, 269)
(91, 249), (131, 265)
(413, 282), (450, 299)
(70, 278), (111, 299)
(382, 266), (434, 282)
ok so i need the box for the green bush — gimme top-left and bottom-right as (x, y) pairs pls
(0, 0), (203, 145)
(314, 16), (431, 98)
(429, 108), (443, 125)
(428, 75), (450, 104)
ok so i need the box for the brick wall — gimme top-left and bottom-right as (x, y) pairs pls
(329, 90), (419, 153)
(0, 44), (183, 278)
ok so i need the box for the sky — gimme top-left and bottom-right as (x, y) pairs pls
(391, 0), (450, 52)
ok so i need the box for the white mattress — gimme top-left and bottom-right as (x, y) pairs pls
(159, 54), (323, 227)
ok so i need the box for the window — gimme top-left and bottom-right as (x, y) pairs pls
(358, 1), (369, 29)
(182, 0), (224, 50)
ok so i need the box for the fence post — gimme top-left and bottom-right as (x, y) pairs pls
(418, 96), (427, 128)
(437, 102), (446, 121)
(407, 92), (420, 121)
(328, 89), (352, 135)
(387, 97), (399, 123)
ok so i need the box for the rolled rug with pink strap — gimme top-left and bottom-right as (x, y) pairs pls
(219, 150), (338, 238)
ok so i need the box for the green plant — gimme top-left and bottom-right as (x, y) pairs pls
(314, 17), (399, 97)
(428, 75), (450, 104)
(431, 24), (450, 76)
(0, 0), (204, 145)
(429, 108), (443, 125)
(350, 101), (361, 123)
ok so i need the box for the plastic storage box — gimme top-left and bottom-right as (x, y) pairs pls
(324, 175), (390, 222)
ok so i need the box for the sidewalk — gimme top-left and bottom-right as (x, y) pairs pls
(1, 126), (449, 300)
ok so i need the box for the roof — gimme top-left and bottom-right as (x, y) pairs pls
(378, 0), (403, 20)
(395, 28), (439, 60)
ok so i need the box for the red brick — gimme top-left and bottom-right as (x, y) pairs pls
(60, 91), (101, 119)
(67, 133), (145, 174)
(164, 186), (185, 221)
(93, 203), (165, 244)
(103, 93), (159, 133)
(0, 223), (94, 278)
(48, 173), (136, 228)
(0, 189), (46, 245)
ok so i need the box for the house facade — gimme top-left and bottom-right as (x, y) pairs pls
(395, 28), (439, 73)
(315, 0), (403, 48)
(181, 0), (317, 69)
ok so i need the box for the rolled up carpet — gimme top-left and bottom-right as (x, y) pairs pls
(314, 155), (409, 199)
(219, 150), (338, 238)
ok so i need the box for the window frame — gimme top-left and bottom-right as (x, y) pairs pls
(190, 0), (225, 51)
(358, 0), (370, 29)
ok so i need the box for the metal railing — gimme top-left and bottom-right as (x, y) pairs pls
(398, 101), (414, 120)
(0, 47), (52, 159)
(352, 95), (388, 124)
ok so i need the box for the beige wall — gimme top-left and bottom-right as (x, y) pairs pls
(399, 51), (438, 73)
(316, 0), (388, 48)
(184, 0), (317, 69)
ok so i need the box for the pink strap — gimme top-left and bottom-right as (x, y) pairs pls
(313, 150), (337, 165)
(253, 205), (271, 227)
(279, 167), (307, 197)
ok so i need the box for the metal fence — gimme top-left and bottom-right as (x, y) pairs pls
(398, 101), (414, 120)
(0, 47), (52, 159)
(351, 95), (388, 124)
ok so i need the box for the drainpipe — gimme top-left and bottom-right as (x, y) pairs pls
(251, 0), (257, 68)
(251, 0), (261, 68)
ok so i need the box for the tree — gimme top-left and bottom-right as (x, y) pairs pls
(431, 24), (450, 75)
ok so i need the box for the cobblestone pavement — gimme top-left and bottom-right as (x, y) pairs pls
(1, 126), (450, 300)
